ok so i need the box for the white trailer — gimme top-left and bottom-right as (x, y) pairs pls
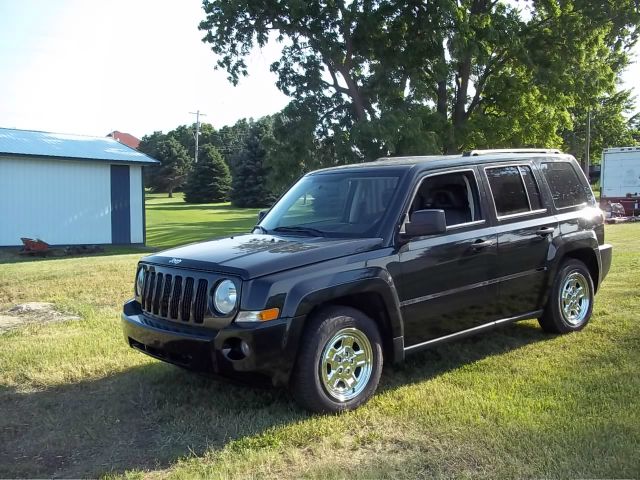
(600, 146), (640, 216)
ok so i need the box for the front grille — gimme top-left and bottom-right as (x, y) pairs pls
(140, 266), (209, 324)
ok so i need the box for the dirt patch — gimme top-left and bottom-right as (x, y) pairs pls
(0, 302), (80, 333)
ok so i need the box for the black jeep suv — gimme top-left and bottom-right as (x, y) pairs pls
(122, 149), (612, 413)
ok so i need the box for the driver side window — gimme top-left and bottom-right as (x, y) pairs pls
(410, 171), (483, 227)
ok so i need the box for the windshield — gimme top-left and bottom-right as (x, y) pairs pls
(258, 172), (401, 238)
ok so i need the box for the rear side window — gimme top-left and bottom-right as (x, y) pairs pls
(486, 166), (538, 216)
(540, 162), (590, 209)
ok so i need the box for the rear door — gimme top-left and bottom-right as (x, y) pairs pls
(482, 163), (556, 315)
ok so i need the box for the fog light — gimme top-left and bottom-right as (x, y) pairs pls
(222, 337), (250, 361)
(240, 340), (251, 357)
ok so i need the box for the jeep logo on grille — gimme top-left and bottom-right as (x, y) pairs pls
(169, 258), (182, 265)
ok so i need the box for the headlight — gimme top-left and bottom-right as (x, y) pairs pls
(212, 279), (237, 315)
(135, 267), (145, 296)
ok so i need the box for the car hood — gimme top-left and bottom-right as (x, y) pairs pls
(142, 234), (383, 280)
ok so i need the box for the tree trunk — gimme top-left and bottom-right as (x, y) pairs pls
(437, 81), (448, 117)
(168, 187), (173, 198)
(348, 88), (368, 122)
(446, 0), (490, 154)
(444, 135), (458, 154)
(454, 57), (471, 129)
(447, 54), (472, 154)
(337, 65), (368, 122)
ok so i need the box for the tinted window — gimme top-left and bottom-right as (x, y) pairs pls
(410, 171), (482, 227)
(519, 165), (542, 210)
(540, 162), (590, 209)
(486, 166), (530, 216)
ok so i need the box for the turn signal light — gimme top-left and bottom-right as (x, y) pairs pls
(258, 308), (280, 321)
(235, 308), (280, 323)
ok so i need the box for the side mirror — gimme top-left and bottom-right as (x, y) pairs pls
(404, 209), (447, 237)
(257, 209), (268, 222)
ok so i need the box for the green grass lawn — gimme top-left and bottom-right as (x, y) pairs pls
(0, 222), (639, 478)
(145, 193), (260, 249)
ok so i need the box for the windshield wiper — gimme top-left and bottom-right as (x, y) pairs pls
(272, 226), (326, 237)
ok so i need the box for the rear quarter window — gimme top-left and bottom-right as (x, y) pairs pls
(540, 162), (592, 209)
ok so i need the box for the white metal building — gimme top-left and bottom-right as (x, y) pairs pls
(0, 128), (158, 247)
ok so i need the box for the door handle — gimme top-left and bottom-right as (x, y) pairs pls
(471, 239), (493, 250)
(536, 227), (555, 237)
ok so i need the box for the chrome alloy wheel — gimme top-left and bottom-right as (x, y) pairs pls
(559, 271), (590, 325)
(319, 327), (373, 402)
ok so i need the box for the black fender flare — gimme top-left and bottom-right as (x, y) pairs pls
(281, 267), (405, 362)
(544, 230), (601, 302)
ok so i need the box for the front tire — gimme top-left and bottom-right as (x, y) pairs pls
(291, 306), (383, 413)
(538, 259), (594, 333)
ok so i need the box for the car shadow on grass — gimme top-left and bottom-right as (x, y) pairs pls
(0, 321), (551, 478)
(0, 363), (303, 478)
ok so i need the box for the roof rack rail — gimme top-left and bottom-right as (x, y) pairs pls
(462, 148), (562, 157)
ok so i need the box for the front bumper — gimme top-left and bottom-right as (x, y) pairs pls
(121, 300), (305, 386)
(598, 243), (613, 287)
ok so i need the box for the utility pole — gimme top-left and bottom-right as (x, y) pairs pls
(584, 109), (591, 179)
(189, 110), (207, 163)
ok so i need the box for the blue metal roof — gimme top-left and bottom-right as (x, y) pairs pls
(0, 127), (159, 164)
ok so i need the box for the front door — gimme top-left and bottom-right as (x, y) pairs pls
(395, 169), (501, 346)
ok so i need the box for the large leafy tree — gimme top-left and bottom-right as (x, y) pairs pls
(200, 0), (639, 156)
(562, 90), (640, 166)
(183, 145), (232, 203)
(146, 138), (192, 197)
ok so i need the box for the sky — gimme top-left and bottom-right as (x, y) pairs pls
(0, 0), (289, 139)
(0, 0), (639, 140)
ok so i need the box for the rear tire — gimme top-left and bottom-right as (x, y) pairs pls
(290, 306), (383, 413)
(538, 259), (594, 334)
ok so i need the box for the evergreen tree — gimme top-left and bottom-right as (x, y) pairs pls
(146, 137), (192, 197)
(231, 120), (275, 208)
(183, 145), (231, 203)
(138, 131), (169, 193)
(211, 118), (251, 168)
